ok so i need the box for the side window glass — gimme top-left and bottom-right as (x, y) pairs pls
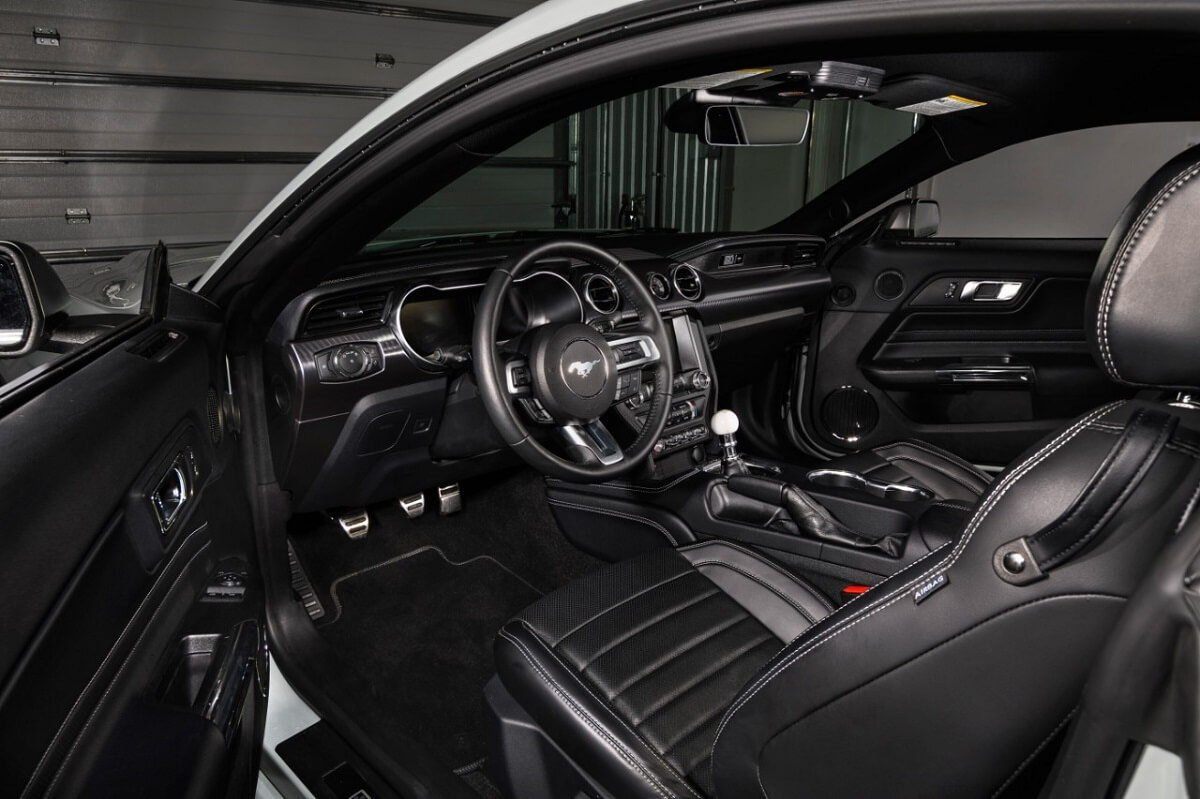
(931, 122), (1200, 238)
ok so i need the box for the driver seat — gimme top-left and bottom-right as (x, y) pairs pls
(487, 147), (1200, 798)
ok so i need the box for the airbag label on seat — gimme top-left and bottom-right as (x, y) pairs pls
(913, 573), (949, 604)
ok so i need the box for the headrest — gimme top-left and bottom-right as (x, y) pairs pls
(1088, 144), (1200, 390)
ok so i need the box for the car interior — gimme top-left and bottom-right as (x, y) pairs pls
(6, 6), (1200, 798)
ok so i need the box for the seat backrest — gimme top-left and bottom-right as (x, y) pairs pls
(711, 145), (1200, 799)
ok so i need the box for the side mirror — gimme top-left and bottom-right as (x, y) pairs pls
(704, 105), (811, 147)
(881, 199), (940, 239)
(0, 241), (69, 358)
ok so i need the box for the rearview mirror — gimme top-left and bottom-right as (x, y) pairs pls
(0, 242), (68, 358)
(704, 105), (811, 147)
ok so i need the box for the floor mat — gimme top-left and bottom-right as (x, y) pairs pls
(317, 545), (544, 769)
(290, 468), (602, 621)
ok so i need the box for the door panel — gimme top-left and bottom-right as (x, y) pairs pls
(0, 288), (264, 798)
(802, 238), (1132, 465)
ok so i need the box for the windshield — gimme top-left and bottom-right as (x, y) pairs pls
(369, 81), (917, 250)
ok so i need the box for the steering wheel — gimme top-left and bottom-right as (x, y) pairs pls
(474, 240), (674, 481)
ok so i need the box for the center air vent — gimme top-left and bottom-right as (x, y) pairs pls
(583, 273), (620, 314)
(301, 288), (391, 338)
(672, 264), (703, 301)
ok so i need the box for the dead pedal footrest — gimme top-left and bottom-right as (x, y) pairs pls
(287, 540), (326, 622)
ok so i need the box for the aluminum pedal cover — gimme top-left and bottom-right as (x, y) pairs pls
(334, 509), (370, 539)
(398, 492), (426, 519)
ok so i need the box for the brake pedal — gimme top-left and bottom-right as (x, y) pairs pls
(287, 541), (326, 621)
(437, 483), (462, 515)
(333, 509), (370, 539)
(398, 492), (426, 519)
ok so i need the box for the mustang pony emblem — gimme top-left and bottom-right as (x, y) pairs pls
(567, 359), (601, 378)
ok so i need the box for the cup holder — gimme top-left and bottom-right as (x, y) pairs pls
(806, 469), (932, 502)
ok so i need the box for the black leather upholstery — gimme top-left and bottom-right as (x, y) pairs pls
(494, 541), (832, 799)
(493, 148), (1200, 799)
(709, 475), (904, 555)
(824, 439), (991, 503)
(1088, 144), (1200, 389)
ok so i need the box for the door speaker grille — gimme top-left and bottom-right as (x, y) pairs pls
(206, 387), (223, 445)
(822, 387), (879, 444)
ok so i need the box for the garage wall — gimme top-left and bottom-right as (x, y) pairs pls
(930, 122), (1200, 238)
(0, 0), (541, 252)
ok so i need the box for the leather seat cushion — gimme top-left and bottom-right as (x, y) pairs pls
(828, 439), (991, 503)
(494, 541), (833, 799)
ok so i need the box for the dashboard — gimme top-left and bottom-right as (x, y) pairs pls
(264, 233), (830, 512)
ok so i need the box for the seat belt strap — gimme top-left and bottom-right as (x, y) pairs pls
(994, 408), (1177, 585)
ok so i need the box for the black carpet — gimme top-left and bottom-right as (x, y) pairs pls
(319, 546), (542, 767)
(288, 468), (603, 777)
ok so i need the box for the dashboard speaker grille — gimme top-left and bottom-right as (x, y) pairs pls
(822, 387), (879, 443)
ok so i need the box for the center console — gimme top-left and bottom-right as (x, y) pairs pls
(612, 314), (716, 464)
(545, 426), (968, 591)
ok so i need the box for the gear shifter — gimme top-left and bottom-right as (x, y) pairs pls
(711, 409), (748, 476)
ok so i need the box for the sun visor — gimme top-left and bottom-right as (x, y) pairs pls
(870, 74), (1000, 116)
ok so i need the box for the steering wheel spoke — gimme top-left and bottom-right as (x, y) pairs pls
(473, 239), (672, 480)
(504, 356), (533, 397)
(559, 420), (624, 466)
(606, 334), (661, 372)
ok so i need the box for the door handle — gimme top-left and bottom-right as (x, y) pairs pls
(960, 280), (1024, 302)
(150, 453), (193, 534)
(936, 364), (1034, 385)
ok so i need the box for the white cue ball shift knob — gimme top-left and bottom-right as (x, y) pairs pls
(711, 409), (739, 437)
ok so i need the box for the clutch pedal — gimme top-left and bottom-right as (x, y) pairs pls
(333, 509), (370, 539)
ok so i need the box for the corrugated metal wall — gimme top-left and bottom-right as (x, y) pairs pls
(0, 0), (540, 252)
(577, 88), (724, 232)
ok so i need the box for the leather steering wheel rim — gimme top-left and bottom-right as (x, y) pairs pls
(473, 239), (673, 482)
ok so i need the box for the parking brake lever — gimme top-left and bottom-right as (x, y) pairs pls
(727, 475), (904, 557)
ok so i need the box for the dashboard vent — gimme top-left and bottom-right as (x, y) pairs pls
(672, 264), (703, 301)
(583, 273), (620, 314)
(301, 288), (391, 338)
(792, 243), (822, 268)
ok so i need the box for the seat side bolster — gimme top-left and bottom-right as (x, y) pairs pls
(679, 542), (833, 643)
(495, 621), (704, 799)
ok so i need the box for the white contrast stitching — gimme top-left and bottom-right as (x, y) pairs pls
(1097, 163), (1200, 381)
(876, 440), (991, 483)
(22, 525), (210, 798)
(683, 540), (836, 612)
(709, 400), (1124, 772)
(514, 621), (707, 799)
(882, 454), (984, 496)
(989, 709), (1077, 799)
(40, 539), (214, 798)
(502, 627), (701, 799)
